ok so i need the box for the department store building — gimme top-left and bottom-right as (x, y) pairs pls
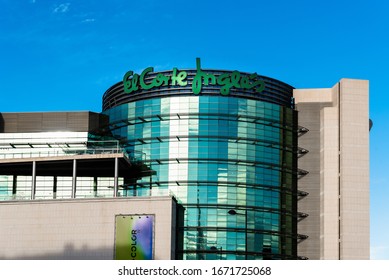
(0, 58), (370, 260)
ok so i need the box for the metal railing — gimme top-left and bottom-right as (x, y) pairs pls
(0, 140), (146, 162)
(0, 188), (175, 201)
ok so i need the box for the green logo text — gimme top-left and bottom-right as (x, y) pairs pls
(123, 58), (265, 95)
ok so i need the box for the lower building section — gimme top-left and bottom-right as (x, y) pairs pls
(0, 196), (180, 260)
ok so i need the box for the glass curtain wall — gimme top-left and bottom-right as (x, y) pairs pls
(104, 95), (297, 260)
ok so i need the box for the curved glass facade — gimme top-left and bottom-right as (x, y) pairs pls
(103, 91), (298, 259)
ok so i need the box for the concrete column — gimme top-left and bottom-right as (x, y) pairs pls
(93, 177), (98, 197)
(72, 159), (77, 199)
(12, 175), (17, 200)
(53, 176), (57, 199)
(31, 161), (36, 200)
(114, 157), (119, 197)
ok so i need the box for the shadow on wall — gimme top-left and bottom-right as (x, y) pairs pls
(0, 243), (114, 260)
(0, 113), (4, 133)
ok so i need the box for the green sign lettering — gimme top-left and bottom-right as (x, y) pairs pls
(123, 58), (265, 95)
(171, 67), (188, 86)
(192, 58), (217, 95)
(139, 67), (154, 90)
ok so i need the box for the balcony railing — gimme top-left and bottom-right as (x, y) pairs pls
(0, 140), (145, 162)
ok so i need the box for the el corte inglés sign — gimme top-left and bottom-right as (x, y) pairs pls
(123, 58), (265, 96)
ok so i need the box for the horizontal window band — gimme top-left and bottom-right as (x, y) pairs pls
(130, 179), (296, 194)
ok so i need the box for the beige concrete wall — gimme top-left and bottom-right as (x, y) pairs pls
(294, 79), (369, 260)
(320, 104), (340, 259)
(0, 196), (176, 260)
(339, 79), (370, 259)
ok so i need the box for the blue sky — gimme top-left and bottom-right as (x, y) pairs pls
(0, 0), (388, 259)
